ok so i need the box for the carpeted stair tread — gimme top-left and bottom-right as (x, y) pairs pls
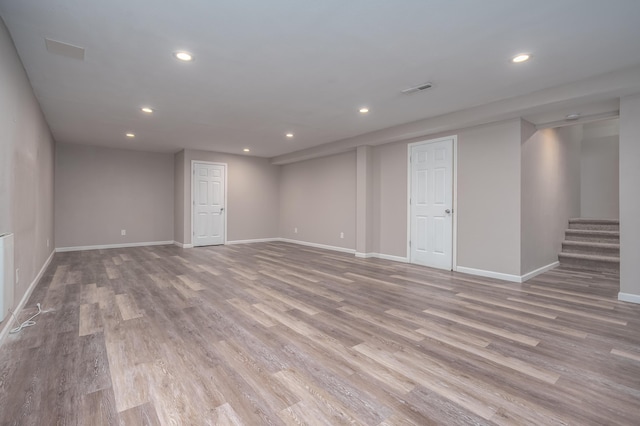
(569, 218), (619, 225)
(559, 218), (620, 272)
(565, 229), (619, 236)
(568, 219), (619, 231)
(561, 241), (620, 249)
(558, 252), (619, 263)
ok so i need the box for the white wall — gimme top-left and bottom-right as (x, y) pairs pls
(580, 119), (619, 219)
(55, 143), (174, 248)
(279, 151), (356, 250)
(619, 93), (640, 302)
(521, 123), (582, 275)
(0, 17), (55, 331)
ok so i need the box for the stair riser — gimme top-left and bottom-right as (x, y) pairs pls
(565, 234), (619, 243)
(558, 256), (619, 272)
(562, 245), (619, 256)
(569, 223), (619, 231)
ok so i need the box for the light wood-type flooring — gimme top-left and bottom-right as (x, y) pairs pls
(1, 242), (639, 425)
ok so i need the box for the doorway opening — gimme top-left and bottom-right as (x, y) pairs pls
(525, 117), (619, 295)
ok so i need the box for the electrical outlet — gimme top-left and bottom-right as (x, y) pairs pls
(121, 229), (126, 236)
(294, 227), (298, 234)
(340, 232), (344, 239)
(15, 268), (19, 284)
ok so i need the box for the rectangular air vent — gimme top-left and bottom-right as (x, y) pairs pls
(45, 38), (85, 60)
(401, 82), (433, 95)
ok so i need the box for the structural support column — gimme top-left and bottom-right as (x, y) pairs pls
(619, 93), (640, 303)
(356, 146), (374, 256)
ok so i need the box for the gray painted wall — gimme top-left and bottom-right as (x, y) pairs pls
(50, 116), (598, 282)
(521, 123), (582, 275)
(0, 17), (55, 329)
(370, 119), (523, 276)
(176, 149), (280, 244)
(173, 150), (185, 242)
(54, 143), (174, 248)
(456, 120), (522, 275)
(279, 151), (356, 250)
(580, 119), (619, 219)
(372, 141), (407, 257)
(619, 93), (640, 300)
(356, 146), (374, 254)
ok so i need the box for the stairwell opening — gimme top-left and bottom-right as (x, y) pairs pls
(558, 119), (620, 277)
(522, 117), (620, 293)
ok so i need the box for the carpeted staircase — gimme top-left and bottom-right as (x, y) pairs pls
(558, 218), (619, 272)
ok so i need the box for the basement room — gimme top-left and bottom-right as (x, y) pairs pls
(1, 1), (640, 424)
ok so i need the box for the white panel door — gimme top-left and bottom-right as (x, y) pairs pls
(410, 138), (453, 270)
(193, 163), (226, 246)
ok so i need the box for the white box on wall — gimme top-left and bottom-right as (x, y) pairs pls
(0, 233), (14, 323)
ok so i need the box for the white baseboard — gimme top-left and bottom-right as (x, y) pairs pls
(173, 241), (194, 249)
(355, 252), (375, 258)
(521, 261), (559, 282)
(227, 238), (280, 245)
(0, 249), (55, 348)
(377, 253), (410, 263)
(56, 241), (174, 252)
(279, 238), (355, 254)
(618, 292), (640, 304)
(355, 252), (410, 263)
(455, 266), (522, 283)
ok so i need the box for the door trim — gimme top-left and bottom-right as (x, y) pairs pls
(191, 161), (228, 247)
(406, 136), (458, 270)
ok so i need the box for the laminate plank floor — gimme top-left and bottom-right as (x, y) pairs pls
(1, 242), (639, 425)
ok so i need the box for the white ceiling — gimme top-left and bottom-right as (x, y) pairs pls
(1, 0), (640, 157)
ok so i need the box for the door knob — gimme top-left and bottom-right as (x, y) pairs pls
(445, 209), (451, 214)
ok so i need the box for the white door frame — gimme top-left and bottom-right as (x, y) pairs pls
(191, 161), (228, 246)
(407, 136), (458, 270)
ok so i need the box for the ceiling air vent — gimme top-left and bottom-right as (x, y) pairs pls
(45, 38), (85, 60)
(401, 82), (433, 95)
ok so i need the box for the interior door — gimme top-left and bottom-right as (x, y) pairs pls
(193, 163), (225, 246)
(410, 138), (454, 270)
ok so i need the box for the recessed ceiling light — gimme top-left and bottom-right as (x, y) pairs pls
(174, 51), (194, 62)
(512, 53), (531, 63)
(141, 107), (154, 113)
(126, 133), (135, 138)
(286, 133), (294, 138)
(359, 107), (369, 114)
(565, 113), (581, 121)
(243, 148), (250, 152)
